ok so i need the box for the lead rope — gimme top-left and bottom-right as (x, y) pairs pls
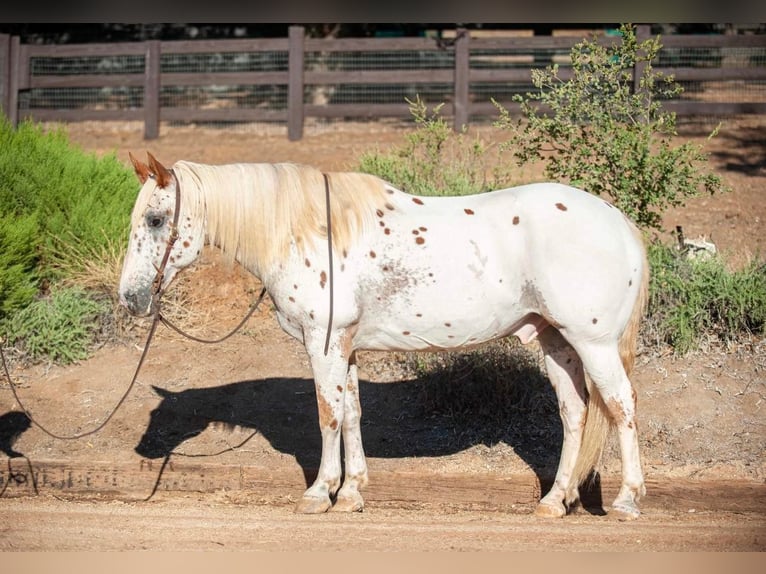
(159, 287), (265, 344)
(1, 311), (161, 440)
(1, 168), (321, 439)
(0, 172), (182, 440)
(0, 170), (265, 440)
(322, 172), (334, 356)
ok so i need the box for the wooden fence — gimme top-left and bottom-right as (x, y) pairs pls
(1, 25), (764, 141)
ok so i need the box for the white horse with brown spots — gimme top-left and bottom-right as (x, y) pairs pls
(119, 153), (649, 520)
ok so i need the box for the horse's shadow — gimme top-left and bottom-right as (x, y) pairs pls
(135, 366), (566, 492)
(0, 411), (37, 497)
(1, 360), (604, 508)
(0, 411), (32, 459)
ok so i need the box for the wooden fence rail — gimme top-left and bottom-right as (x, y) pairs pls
(1, 25), (764, 140)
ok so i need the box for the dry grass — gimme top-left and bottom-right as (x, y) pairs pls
(405, 338), (555, 425)
(50, 231), (215, 345)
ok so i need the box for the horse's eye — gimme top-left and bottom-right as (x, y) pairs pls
(147, 215), (165, 229)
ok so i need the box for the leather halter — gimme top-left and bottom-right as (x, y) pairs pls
(149, 168), (335, 356)
(151, 170), (182, 304)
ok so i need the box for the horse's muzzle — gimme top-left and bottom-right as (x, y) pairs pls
(119, 288), (154, 317)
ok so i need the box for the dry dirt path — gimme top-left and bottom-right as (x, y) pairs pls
(2, 494), (764, 551)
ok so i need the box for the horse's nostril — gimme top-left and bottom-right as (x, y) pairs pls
(120, 291), (144, 314)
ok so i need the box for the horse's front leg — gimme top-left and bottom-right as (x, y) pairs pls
(294, 328), (354, 514)
(331, 352), (368, 512)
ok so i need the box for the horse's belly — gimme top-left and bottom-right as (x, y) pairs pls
(354, 286), (529, 352)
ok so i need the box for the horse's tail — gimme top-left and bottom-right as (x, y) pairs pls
(570, 221), (649, 495)
(618, 221), (649, 379)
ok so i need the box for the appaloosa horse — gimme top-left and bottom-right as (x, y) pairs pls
(119, 152), (648, 519)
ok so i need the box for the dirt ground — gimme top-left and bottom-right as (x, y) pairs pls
(1, 116), (765, 551)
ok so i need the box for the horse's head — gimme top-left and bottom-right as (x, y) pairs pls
(134, 385), (211, 458)
(118, 152), (204, 316)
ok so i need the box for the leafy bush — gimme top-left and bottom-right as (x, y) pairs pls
(357, 96), (513, 196)
(493, 23), (728, 230)
(0, 214), (39, 316)
(1, 287), (109, 364)
(0, 117), (137, 314)
(645, 242), (766, 354)
(0, 118), (138, 364)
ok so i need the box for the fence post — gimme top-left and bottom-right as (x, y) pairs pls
(0, 34), (9, 120)
(288, 25), (305, 141)
(453, 28), (470, 132)
(144, 40), (160, 140)
(633, 24), (652, 95)
(7, 35), (21, 127)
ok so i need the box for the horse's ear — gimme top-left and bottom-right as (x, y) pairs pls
(151, 385), (174, 399)
(129, 151), (151, 184)
(146, 152), (173, 188)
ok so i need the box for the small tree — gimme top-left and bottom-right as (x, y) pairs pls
(493, 24), (728, 230)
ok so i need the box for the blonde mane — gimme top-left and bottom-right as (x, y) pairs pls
(170, 161), (391, 274)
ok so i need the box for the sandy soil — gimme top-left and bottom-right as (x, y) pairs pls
(1, 116), (764, 551)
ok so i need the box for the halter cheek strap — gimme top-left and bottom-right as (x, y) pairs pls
(151, 170), (182, 302)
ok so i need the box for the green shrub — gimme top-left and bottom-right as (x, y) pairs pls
(357, 96), (513, 196)
(1, 287), (109, 364)
(493, 23), (728, 230)
(0, 214), (39, 315)
(0, 117), (138, 364)
(646, 242), (766, 354)
(0, 117), (137, 309)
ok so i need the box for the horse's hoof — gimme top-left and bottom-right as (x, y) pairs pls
(534, 502), (566, 518)
(294, 495), (332, 514)
(609, 503), (641, 521)
(331, 493), (365, 513)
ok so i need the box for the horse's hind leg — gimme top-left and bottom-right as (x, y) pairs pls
(535, 327), (588, 518)
(331, 352), (369, 512)
(576, 341), (645, 520)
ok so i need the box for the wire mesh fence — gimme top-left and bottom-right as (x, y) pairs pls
(5, 27), (765, 138)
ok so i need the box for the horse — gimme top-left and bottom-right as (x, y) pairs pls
(119, 152), (649, 520)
